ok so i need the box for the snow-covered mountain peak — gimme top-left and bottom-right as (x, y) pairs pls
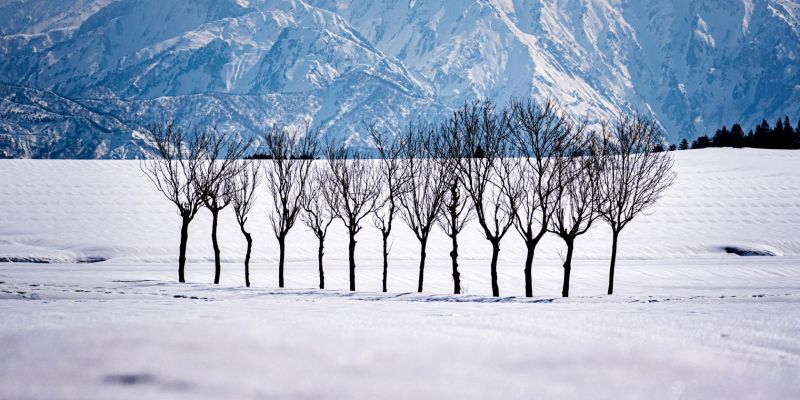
(1, 0), (798, 158)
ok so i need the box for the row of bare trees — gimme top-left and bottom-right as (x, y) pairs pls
(141, 123), (256, 285)
(143, 98), (674, 297)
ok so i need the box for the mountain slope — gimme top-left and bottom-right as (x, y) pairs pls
(308, 0), (800, 140)
(622, 0), (800, 136)
(0, 0), (442, 157)
(0, 83), (145, 158)
(0, 0), (798, 158)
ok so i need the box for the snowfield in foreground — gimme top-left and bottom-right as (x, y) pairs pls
(1, 148), (799, 399)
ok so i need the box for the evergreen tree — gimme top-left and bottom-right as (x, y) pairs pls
(796, 119), (800, 148)
(753, 120), (771, 148)
(473, 144), (485, 158)
(712, 126), (730, 147)
(678, 138), (689, 150)
(778, 116), (794, 148)
(730, 124), (745, 148)
(745, 129), (754, 147)
(774, 118), (785, 149)
(696, 116), (800, 150)
(692, 135), (711, 149)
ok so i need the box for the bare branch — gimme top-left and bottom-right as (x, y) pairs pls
(367, 123), (408, 292)
(263, 123), (319, 288)
(397, 121), (452, 292)
(323, 136), (382, 291)
(594, 112), (676, 294)
(442, 101), (517, 297)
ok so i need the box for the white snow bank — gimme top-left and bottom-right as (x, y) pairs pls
(0, 148), (798, 265)
(1, 262), (799, 399)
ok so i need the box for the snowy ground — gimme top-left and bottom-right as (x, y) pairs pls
(1, 149), (799, 399)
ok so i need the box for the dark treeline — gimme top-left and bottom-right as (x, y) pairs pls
(142, 97), (676, 298)
(245, 153), (316, 160)
(675, 116), (800, 150)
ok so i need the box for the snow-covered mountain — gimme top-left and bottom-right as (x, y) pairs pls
(1, 0), (798, 158)
(308, 0), (800, 138)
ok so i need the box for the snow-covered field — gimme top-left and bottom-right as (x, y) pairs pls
(1, 148), (799, 399)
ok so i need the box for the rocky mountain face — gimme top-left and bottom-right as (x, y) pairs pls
(1, 0), (798, 158)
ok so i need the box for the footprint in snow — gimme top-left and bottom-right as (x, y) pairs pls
(103, 373), (155, 386)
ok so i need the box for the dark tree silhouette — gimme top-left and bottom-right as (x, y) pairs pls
(437, 174), (474, 295)
(689, 114), (800, 149)
(398, 122), (451, 293)
(796, 119), (800, 146)
(196, 129), (250, 285)
(777, 116), (795, 148)
(368, 125), (408, 293)
(548, 139), (598, 298)
(324, 141), (381, 291)
(301, 165), (336, 290)
(729, 124), (746, 148)
(596, 114), (675, 295)
(264, 125), (318, 288)
(436, 118), (474, 295)
(141, 121), (206, 283)
(506, 97), (583, 297)
(752, 120), (771, 148)
(711, 125), (745, 148)
(796, 118), (800, 148)
(229, 159), (261, 287)
(691, 135), (711, 149)
(678, 138), (689, 150)
(448, 102), (517, 297)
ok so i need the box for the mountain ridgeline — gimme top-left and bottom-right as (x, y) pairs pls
(1, 0), (798, 158)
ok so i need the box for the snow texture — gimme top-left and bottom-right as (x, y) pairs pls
(1, 149), (799, 398)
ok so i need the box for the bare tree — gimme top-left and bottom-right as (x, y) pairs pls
(507, 97), (583, 297)
(300, 165), (336, 290)
(368, 125), (407, 293)
(229, 159), (261, 287)
(196, 129), (250, 285)
(596, 114), (675, 295)
(435, 135), (474, 294)
(324, 140), (381, 292)
(263, 125), (318, 288)
(448, 102), (517, 297)
(398, 123), (451, 293)
(141, 121), (206, 283)
(548, 142), (598, 298)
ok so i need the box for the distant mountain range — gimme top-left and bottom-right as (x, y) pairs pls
(1, 0), (798, 158)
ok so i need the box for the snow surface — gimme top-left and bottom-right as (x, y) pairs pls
(1, 149), (799, 398)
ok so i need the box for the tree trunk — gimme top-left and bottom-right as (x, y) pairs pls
(381, 232), (389, 293)
(348, 230), (357, 291)
(241, 227), (252, 288)
(608, 229), (619, 295)
(448, 186), (461, 295)
(524, 240), (535, 297)
(317, 236), (325, 290)
(489, 239), (500, 297)
(178, 216), (191, 283)
(562, 238), (574, 298)
(417, 235), (429, 293)
(211, 209), (221, 285)
(278, 234), (286, 288)
(450, 232), (461, 295)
